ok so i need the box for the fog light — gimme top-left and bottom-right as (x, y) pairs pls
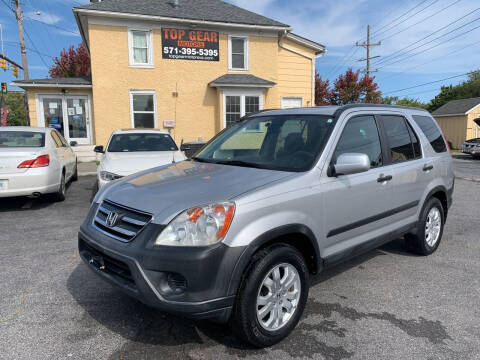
(167, 273), (187, 295)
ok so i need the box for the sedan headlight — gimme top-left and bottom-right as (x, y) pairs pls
(154, 202), (235, 246)
(100, 171), (122, 181)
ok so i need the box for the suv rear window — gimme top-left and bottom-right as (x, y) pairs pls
(0, 131), (45, 148)
(412, 115), (447, 153)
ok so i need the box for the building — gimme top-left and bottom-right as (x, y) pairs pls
(432, 97), (480, 148)
(12, 0), (325, 151)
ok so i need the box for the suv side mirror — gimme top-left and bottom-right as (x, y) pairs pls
(94, 145), (104, 153)
(69, 141), (78, 147)
(334, 153), (370, 176)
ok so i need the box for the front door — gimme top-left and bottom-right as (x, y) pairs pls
(39, 95), (92, 145)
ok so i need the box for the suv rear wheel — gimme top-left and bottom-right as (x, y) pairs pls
(231, 244), (309, 347)
(405, 197), (444, 255)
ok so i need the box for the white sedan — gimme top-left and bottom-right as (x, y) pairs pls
(95, 129), (186, 189)
(0, 127), (77, 200)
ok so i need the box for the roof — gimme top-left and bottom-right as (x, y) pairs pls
(285, 33), (325, 53)
(209, 74), (276, 88)
(11, 76), (92, 89)
(431, 97), (480, 116)
(74, 0), (289, 28)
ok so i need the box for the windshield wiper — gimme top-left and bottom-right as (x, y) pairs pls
(212, 159), (267, 169)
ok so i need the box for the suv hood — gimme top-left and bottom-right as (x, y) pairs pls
(100, 160), (293, 223)
(101, 151), (184, 176)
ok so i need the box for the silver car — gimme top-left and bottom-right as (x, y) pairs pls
(78, 105), (454, 347)
(0, 127), (77, 200)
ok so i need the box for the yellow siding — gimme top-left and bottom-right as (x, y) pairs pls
(434, 115), (468, 149)
(467, 108), (480, 140)
(277, 38), (315, 104)
(88, 24), (301, 146)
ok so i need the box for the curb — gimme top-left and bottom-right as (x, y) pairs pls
(455, 176), (480, 183)
(79, 172), (97, 177)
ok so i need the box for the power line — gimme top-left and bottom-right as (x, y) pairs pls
(356, 25), (381, 75)
(370, 0), (431, 37)
(23, 16), (80, 35)
(379, 39), (480, 81)
(3, 40), (56, 59)
(371, 0), (441, 39)
(383, 72), (470, 95)
(378, 0), (462, 42)
(374, 8), (480, 66)
(23, 27), (49, 69)
(324, 0), (440, 78)
(0, 0), (14, 12)
(377, 22), (480, 70)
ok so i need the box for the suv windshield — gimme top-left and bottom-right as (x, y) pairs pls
(107, 133), (178, 152)
(0, 131), (45, 148)
(194, 115), (336, 172)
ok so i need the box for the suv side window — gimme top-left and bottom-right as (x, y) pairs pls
(381, 115), (418, 163)
(406, 121), (422, 159)
(51, 131), (63, 148)
(333, 115), (383, 168)
(412, 115), (447, 153)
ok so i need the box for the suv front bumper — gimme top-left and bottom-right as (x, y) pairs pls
(78, 204), (246, 322)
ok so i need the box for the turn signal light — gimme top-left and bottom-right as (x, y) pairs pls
(18, 155), (50, 168)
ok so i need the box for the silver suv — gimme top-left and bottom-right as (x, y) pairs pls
(78, 104), (454, 347)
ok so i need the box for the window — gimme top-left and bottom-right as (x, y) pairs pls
(225, 96), (241, 128)
(381, 115), (417, 163)
(194, 115), (335, 172)
(412, 115), (447, 153)
(130, 91), (156, 128)
(55, 131), (68, 147)
(406, 122), (422, 159)
(129, 30), (152, 66)
(224, 93), (262, 128)
(333, 115), (383, 168)
(107, 133), (178, 152)
(229, 36), (248, 70)
(0, 131), (45, 148)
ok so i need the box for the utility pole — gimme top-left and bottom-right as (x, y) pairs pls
(14, 0), (29, 80)
(356, 25), (381, 76)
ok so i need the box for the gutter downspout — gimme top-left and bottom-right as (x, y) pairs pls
(278, 31), (326, 106)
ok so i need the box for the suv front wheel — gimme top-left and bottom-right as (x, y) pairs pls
(231, 244), (309, 347)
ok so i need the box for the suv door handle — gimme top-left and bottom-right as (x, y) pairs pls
(377, 174), (392, 183)
(423, 164), (434, 172)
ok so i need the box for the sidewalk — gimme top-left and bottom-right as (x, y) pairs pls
(78, 161), (97, 176)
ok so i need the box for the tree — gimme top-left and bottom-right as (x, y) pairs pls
(315, 74), (333, 105)
(2, 92), (27, 126)
(382, 96), (428, 109)
(428, 70), (480, 112)
(48, 43), (90, 78)
(331, 68), (382, 105)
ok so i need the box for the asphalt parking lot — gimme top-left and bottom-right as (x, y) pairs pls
(1, 160), (479, 360)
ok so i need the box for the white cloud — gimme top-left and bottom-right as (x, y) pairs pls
(24, 11), (62, 25)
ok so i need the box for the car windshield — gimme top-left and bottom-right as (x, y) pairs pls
(0, 131), (45, 148)
(193, 114), (336, 172)
(107, 133), (178, 152)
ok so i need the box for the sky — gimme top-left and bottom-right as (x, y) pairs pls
(1, 0), (479, 103)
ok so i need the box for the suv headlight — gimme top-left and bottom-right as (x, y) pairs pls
(154, 202), (235, 246)
(100, 171), (122, 181)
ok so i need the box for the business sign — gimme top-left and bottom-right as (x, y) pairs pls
(163, 119), (175, 128)
(162, 28), (219, 61)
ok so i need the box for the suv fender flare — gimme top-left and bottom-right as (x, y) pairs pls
(419, 184), (452, 221)
(226, 224), (321, 296)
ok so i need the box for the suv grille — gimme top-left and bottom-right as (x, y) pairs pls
(93, 200), (152, 242)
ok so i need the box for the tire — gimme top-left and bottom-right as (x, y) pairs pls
(54, 172), (66, 202)
(405, 197), (444, 256)
(71, 161), (78, 182)
(230, 244), (309, 348)
(90, 181), (99, 203)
